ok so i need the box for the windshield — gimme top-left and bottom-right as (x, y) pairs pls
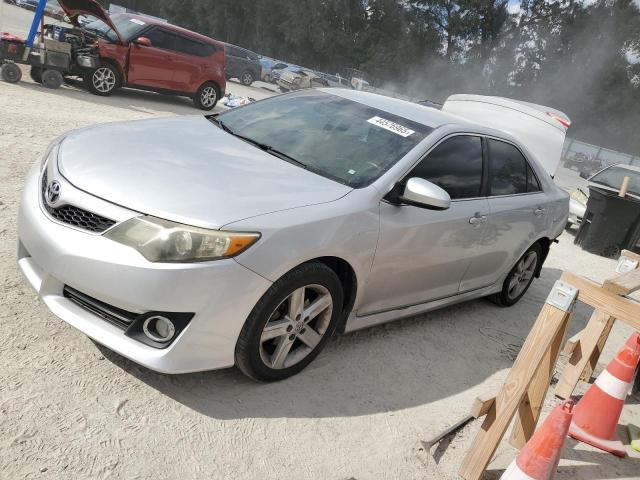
(590, 165), (640, 196)
(217, 91), (433, 187)
(83, 14), (146, 43)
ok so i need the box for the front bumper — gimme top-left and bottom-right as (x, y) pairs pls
(17, 163), (272, 373)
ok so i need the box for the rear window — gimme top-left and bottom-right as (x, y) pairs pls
(488, 139), (528, 195)
(590, 166), (640, 195)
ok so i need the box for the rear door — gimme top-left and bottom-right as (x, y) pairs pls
(127, 26), (179, 90)
(225, 45), (244, 78)
(172, 34), (215, 93)
(462, 138), (547, 290)
(359, 135), (490, 315)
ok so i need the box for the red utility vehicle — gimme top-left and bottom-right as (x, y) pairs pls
(56, 0), (226, 109)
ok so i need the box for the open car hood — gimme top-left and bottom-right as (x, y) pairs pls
(57, 0), (124, 43)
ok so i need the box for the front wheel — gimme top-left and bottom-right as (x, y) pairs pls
(193, 82), (219, 110)
(1, 63), (22, 83)
(490, 243), (542, 307)
(84, 64), (119, 96)
(235, 262), (344, 382)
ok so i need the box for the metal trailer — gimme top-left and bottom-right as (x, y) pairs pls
(0, 0), (71, 89)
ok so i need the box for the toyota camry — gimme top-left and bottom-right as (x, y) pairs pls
(18, 89), (570, 381)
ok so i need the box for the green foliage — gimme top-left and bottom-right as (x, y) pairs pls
(112, 0), (640, 154)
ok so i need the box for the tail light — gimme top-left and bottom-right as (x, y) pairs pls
(547, 112), (571, 130)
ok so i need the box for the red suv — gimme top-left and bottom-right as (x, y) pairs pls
(57, 1), (226, 109)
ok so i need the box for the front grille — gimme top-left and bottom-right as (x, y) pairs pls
(63, 286), (137, 330)
(41, 171), (116, 233)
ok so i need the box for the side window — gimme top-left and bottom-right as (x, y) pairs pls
(488, 139), (527, 195)
(527, 164), (542, 192)
(145, 28), (176, 51)
(408, 136), (483, 200)
(175, 35), (210, 57)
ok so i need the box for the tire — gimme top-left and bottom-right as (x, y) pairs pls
(84, 63), (119, 96)
(490, 243), (542, 307)
(193, 82), (219, 110)
(30, 66), (42, 83)
(263, 74), (271, 83)
(42, 69), (63, 89)
(240, 70), (255, 86)
(1, 63), (22, 83)
(235, 262), (344, 382)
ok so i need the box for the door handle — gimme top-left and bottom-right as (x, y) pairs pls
(469, 215), (487, 225)
(534, 207), (546, 216)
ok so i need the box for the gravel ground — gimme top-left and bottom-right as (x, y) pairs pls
(1, 68), (639, 480)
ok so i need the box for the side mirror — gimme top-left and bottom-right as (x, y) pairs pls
(135, 36), (151, 47)
(400, 177), (451, 210)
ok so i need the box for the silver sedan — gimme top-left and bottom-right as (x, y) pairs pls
(18, 89), (569, 381)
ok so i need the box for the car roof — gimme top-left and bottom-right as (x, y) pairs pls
(121, 13), (222, 47)
(323, 89), (480, 130)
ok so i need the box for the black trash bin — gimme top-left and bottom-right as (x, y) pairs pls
(574, 186), (640, 258)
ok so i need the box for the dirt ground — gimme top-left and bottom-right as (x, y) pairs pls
(1, 65), (639, 480)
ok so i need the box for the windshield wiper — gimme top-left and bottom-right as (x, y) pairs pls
(210, 117), (308, 169)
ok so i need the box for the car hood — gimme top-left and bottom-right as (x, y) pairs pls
(57, 116), (352, 229)
(57, 0), (124, 43)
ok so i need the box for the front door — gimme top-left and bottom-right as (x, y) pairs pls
(127, 26), (179, 90)
(358, 135), (490, 315)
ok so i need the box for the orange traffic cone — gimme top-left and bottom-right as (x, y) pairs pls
(501, 400), (574, 480)
(569, 332), (640, 457)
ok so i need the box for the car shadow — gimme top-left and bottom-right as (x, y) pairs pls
(11, 77), (219, 116)
(98, 267), (597, 420)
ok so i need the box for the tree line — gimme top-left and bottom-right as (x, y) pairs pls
(114, 0), (640, 156)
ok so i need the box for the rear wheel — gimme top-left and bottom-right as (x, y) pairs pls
(240, 70), (255, 86)
(42, 69), (63, 89)
(30, 66), (42, 83)
(490, 243), (542, 307)
(193, 82), (219, 110)
(1, 63), (22, 83)
(84, 64), (119, 96)
(235, 262), (343, 382)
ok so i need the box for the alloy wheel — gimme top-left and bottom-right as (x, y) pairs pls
(507, 251), (537, 300)
(200, 86), (217, 107)
(259, 284), (333, 369)
(241, 72), (253, 85)
(92, 67), (116, 93)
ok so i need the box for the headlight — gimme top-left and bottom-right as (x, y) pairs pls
(104, 216), (260, 263)
(40, 138), (62, 171)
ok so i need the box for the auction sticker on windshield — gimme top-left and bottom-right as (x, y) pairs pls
(367, 116), (415, 137)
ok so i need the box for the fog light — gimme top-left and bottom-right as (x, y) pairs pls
(142, 315), (176, 343)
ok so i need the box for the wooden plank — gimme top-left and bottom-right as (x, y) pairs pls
(510, 311), (571, 449)
(555, 310), (614, 399)
(471, 396), (495, 418)
(619, 175), (631, 197)
(580, 316), (615, 382)
(563, 330), (582, 356)
(602, 269), (640, 296)
(560, 272), (640, 331)
(621, 249), (640, 263)
(458, 303), (571, 480)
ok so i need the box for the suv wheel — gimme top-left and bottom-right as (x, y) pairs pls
(85, 64), (119, 96)
(193, 82), (219, 110)
(235, 262), (344, 382)
(240, 70), (255, 86)
(490, 243), (542, 307)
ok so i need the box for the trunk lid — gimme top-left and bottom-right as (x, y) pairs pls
(57, 116), (352, 229)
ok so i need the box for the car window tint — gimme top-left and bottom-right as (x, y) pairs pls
(489, 139), (527, 195)
(145, 28), (176, 51)
(527, 164), (541, 192)
(409, 136), (483, 199)
(175, 35), (210, 57)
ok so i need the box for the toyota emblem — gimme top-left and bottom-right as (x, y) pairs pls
(45, 180), (61, 206)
